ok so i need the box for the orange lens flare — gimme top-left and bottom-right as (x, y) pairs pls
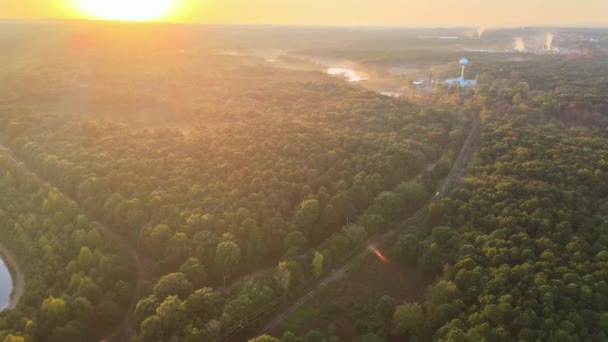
(371, 247), (389, 264)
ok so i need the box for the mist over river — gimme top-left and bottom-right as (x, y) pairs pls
(326, 67), (368, 82)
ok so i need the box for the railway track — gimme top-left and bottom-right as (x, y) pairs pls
(215, 112), (481, 341)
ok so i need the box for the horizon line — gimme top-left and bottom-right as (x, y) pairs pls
(1, 17), (608, 29)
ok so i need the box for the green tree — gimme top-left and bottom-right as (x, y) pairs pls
(358, 214), (386, 233)
(134, 295), (160, 326)
(393, 233), (420, 266)
(392, 302), (424, 336)
(179, 258), (208, 288)
(40, 296), (67, 325)
(304, 330), (324, 342)
(375, 191), (401, 220)
(342, 224), (367, 247)
(279, 332), (299, 342)
(153, 272), (194, 301)
(186, 287), (223, 321)
(215, 241), (241, 280)
(77, 246), (95, 269)
(275, 261), (291, 293)
(312, 251), (324, 278)
(3, 335), (25, 342)
(157, 295), (187, 337)
(376, 295), (396, 325)
(284, 231), (307, 255)
(165, 232), (190, 269)
(431, 226), (454, 246)
(294, 200), (320, 234)
(140, 315), (163, 342)
(396, 181), (428, 212)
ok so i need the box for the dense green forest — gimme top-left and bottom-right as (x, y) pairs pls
(383, 115), (608, 341)
(2, 22), (608, 342)
(0, 23), (467, 341)
(352, 58), (608, 341)
(0, 78), (462, 341)
(428, 114), (608, 341)
(0, 151), (134, 340)
(249, 50), (608, 340)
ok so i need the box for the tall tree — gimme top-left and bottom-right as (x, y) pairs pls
(215, 241), (241, 282)
(392, 302), (424, 336)
(312, 251), (324, 278)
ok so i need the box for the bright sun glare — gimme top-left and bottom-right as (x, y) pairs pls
(76, 0), (174, 21)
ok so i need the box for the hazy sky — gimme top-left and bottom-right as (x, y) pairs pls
(2, 0), (607, 26)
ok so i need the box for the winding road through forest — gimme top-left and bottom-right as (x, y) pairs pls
(0, 143), (144, 341)
(1, 109), (480, 342)
(259, 112), (481, 335)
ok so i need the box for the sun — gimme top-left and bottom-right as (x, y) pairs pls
(76, 0), (175, 21)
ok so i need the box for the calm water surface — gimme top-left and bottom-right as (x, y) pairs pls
(0, 257), (12, 310)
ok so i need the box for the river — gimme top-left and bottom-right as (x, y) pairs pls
(0, 256), (12, 310)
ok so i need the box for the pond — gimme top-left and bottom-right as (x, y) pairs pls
(0, 256), (12, 310)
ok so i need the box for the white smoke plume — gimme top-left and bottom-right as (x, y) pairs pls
(545, 33), (554, 51)
(514, 37), (526, 52)
(476, 26), (486, 38)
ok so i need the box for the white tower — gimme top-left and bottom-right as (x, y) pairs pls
(444, 57), (476, 87)
(459, 57), (469, 82)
